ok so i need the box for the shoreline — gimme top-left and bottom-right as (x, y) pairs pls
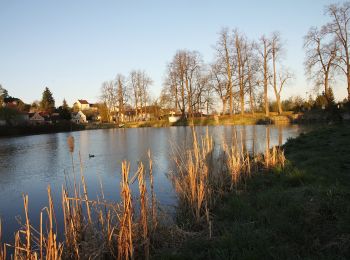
(0, 110), (343, 138)
(0, 113), (294, 138)
(0, 122), (118, 138)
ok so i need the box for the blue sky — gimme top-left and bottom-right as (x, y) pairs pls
(0, 0), (348, 106)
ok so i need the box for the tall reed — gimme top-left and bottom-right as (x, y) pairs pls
(169, 128), (214, 225)
(0, 221), (5, 260)
(170, 127), (287, 230)
(1, 138), (159, 259)
(117, 161), (133, 260)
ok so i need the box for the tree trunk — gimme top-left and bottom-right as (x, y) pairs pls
(277, 94), (283, 115)
(240, 88), (244, 115)
(222, 98), (227, 115)
(347, 70), (350, 101)
(263, 45), (269, 117)
(249, 85), (255, 115)
(272, 46), (280, 115)
(278, 125), (283, 146)
(181, 82), (185, 117)
(175, 85), (178, 112)
(224, 40), (233, 115)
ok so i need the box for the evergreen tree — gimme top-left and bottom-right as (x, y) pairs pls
(0, 85), (8, 106)
(58, 98), (71, 120)
(0, 85), (8, 98)
(41, 87), (55, 113)
(325, 87), (335, 106)
(62, 99), (69, 109)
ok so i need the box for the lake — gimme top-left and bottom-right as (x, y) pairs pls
(0, 125), (306, 242)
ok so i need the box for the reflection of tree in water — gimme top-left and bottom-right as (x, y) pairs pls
(252, 125), (256, 155)
(278, 125), (283, 146)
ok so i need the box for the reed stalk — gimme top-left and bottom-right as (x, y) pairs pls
(0, 220), (6, 260)
(148, 150), (157, 232)
(117, 161), (133, 260)
(138, 162), (149, 260)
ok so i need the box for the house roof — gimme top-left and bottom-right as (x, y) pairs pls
(71, 111), (86, 116)
(78, 99), (89, 105)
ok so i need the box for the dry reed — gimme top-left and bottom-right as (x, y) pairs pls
(169, 128), (214, 226)
(117, 161), (133, 260)
(169, 126), (287, 230)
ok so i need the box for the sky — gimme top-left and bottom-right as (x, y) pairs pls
(0, 0), (348, 106)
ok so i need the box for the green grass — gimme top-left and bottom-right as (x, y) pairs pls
(155, 124), (350, 259)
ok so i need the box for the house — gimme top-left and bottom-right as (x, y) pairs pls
(89, 103), (99, 112)
(74, 100), (90, 111)
(71, 111), (87, 124)
(29, 112), (46, 125)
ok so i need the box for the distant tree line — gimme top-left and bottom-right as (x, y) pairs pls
(101, 30), (293, 120)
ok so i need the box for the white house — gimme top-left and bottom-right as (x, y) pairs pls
(74, 100), (90, 111)
(71, 111), (87, 124)
(29, 112), (46, 125)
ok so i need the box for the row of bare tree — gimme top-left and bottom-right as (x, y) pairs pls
(100, 2), (350, 120)
(100, 70), (153, 121)
(160, 29), (292, 116)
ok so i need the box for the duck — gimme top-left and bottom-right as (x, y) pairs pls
(89, 154), (95, 158)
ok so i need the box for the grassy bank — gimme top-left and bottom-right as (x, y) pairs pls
(124, 112), (297, 128)
(159, 124), (350, 259)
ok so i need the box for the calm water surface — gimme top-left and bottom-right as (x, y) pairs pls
(0, 125), (306, 241)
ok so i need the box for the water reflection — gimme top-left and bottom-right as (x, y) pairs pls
(0, 125), (306, 241)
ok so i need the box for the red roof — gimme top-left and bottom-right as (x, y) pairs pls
(78, 99), (89, 104)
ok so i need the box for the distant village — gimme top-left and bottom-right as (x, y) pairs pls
(0, 86), (179, 128)
(0, 97), (170, 127)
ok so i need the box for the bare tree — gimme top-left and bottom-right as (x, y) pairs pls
(214, 28), (235, 115)
(129, 70), (139, 117)
(100, 80), (116, 122)
(246, 43), (261, 114)
(168, 51), (186, 115)
(139, 71), (153, 115)
(324, 2), (350, 100)
(234, 29), (249, 115)
(116, 74), (128, 122)
(271, 32), (284, 114)
(259, 35), (273, 116)
(276, 69), (294, 114)
(129, 70), (153, 118)
(246, 42), (262, 114)
(159, 85), (174, 110)
(100, 73), (130, 123)
(210, 61), (228, 114)
(164, 64), (179, 111)
(165, 50), (203, 117)
(193, 68), (211, 114)
(304, 27), (338, 100)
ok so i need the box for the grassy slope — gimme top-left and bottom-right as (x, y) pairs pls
(158, 124), (350, 259)
(124, 112), (295, 128)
